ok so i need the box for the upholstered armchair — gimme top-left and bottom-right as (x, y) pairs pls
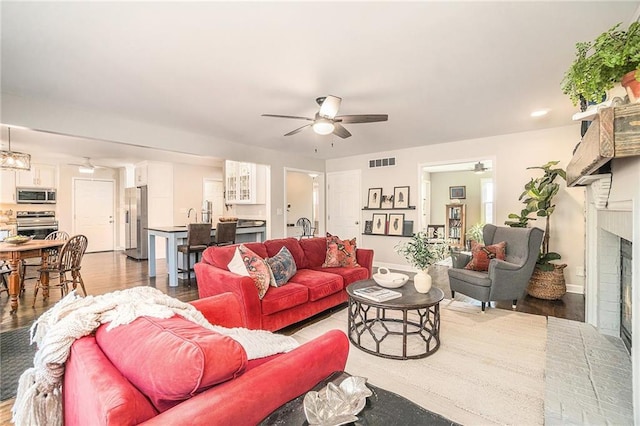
(447, 224), (544, 311)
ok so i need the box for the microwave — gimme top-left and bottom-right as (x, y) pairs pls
(16, 187), (57, 204)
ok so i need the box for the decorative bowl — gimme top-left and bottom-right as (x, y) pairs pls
(3, 235), (34, 245)
(372, 267), (409, 288)
(303, 376), (372, 425)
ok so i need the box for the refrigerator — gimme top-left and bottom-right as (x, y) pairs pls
(125, 186), (148, 260)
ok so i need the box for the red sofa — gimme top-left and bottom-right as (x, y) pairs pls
(63, 292), (349, 425)
(195, 237), (374, 331)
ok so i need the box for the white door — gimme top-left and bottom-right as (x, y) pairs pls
(74, 179), (115, 252)
(204, 179), (224, 224)
(327, 170), (361, 238)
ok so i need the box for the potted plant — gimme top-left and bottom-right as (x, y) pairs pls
(561, 22), (640, 105)
(395, 232), (449, 293)
(465, 223), (485, 247)
(505, 161), (568, 299)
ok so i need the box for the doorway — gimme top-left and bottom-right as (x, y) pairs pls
(284, 169), (324, 238)
(73, 178), (116, 252)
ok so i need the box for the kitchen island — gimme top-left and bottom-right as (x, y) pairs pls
(147, 223), (266, 287)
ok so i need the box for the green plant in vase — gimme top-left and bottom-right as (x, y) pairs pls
(465, 223), (485, 245)
(395, 232), (448, 293)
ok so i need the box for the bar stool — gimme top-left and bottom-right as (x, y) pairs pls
(177, 223), (212, 286)
(211, 221), (237, 247)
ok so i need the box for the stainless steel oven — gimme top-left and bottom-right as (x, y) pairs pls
(16, 211), (58, 239)
(16, 187), (57, 204)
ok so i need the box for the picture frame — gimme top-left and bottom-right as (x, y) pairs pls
(449, 185), (466, 200)
(387, 213), (405, 236)
(371, 213), (387, 235)
(393, 186), (410, 208)
(364, 220), (373, 234)
(367, 188), (383, 209)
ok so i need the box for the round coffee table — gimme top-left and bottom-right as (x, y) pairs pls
(347, 279), (444, 360)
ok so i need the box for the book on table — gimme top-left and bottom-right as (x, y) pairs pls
(353, 286), (402, 302)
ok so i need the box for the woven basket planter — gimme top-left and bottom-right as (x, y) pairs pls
(527, 264), (567, 300)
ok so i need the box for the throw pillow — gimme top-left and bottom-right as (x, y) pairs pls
(465, 241), (507, 272)
(322, 233), (360, 268)
(266, 246), (297, 287)
(227, 245), (273, 299)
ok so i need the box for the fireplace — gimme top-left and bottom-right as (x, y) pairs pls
(621, 238), (632, 352)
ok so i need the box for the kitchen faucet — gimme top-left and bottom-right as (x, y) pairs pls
(187, 208), (198, 223)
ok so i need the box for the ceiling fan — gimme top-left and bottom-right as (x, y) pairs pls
(262, 95), (388, 139)
(68, 157), (106, 174)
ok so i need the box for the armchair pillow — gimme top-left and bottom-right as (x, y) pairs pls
(465, 241), (507, 272)
(267, 246), (297, 286)
(228, 245), (274, 298)
(322, 234), (359, 268)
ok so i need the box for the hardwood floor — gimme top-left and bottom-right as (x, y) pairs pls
(0, 252), (585, 424)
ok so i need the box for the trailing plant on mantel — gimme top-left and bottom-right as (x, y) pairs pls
(561, 21), (640, 105)
(505, 161), (566, 271)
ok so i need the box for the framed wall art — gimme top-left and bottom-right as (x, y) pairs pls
(364, 220), (373, 234)
(393, 186), (410, 208)
(367, 188), (383, 209)
(387, 213), (405, 236)
(371, 213), (387, 235)
(449, 185), (466, 200)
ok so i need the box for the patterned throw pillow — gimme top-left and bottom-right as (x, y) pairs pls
(266, 246), (297, 287)
(227, 245), (274, 299)
(322, 233), (360, 268)
(465, 241), (507, 272)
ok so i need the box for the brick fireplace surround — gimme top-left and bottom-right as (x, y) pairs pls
(582, 156), (640, 423)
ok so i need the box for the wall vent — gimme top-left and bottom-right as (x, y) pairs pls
(368, 157), (396, 168)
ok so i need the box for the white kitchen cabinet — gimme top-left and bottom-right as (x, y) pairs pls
(1, 171), (16, 203)
(135, 163), (148, 186)
(16, 164), (57, 188)
(225, 160), (256, 204)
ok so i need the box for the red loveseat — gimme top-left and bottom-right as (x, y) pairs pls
(195, 237), (374, 331)
(63, 292), (349, 425)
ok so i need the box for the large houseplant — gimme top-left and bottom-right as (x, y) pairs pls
(505, 161), (567, 299)
(561, 21), (640, 105)
(395, 232), (448, 293)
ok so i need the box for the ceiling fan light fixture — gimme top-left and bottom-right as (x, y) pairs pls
(473, 162), (486, 174)
(78, 166), (95, 174)
(312, 120), (335, 135)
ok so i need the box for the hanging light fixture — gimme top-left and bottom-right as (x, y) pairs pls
(1, 127), (31, 171)
(473, 162), (487, 174)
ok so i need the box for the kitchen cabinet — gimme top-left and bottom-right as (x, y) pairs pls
(16, 164), (56, 188)
(1, 171), (16, 203)
(135, 164), (148, 186)
(225, 160), (257, 204)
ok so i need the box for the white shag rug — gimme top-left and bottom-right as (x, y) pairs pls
(291, 299), (547, 425)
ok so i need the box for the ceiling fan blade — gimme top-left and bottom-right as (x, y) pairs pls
(335, 114), (388, 124)
(332, 123), (352, 139)
(319, 95), (341, 119)
(284, 123), (313, 136)
(262, 114), (313, 121)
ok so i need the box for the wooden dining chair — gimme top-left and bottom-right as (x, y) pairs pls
(177, 223), (212, 286)
(211, 221), (237, 247)
(21, 230), (70, 293)
(33, 234), (88, 306)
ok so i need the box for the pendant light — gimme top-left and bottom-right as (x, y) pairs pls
(1, 127), (31, 171)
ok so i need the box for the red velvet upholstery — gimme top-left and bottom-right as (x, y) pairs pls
(196, 238), (374, 331)
(63, 293), (350, 426)
(96, 316), (247, 412)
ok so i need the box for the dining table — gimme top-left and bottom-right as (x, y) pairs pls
(0, 239), (65, 314)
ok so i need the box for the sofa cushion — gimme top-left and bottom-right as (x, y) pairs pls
(288, 269), (343, 302)
(465, 241), (507, 272)
(310, 265), (370, 286)
(322, 234), (359, 268)
(228, 245), (274, 299)
(202, 242), (268, 271)
(267, 246), (297, 286)
(261, 283), (310, 315)
(299, 237), (328, 267)
(264, 238), (308, 269)
(96, 315), (247, 412)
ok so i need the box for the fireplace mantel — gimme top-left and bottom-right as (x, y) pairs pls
(567, 103), (640, 187)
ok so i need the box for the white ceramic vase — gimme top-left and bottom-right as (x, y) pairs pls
(413, 269), (432, 293)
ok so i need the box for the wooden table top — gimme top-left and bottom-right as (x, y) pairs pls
(0, 239), (64, 253)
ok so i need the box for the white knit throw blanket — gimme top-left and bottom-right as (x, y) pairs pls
(12, 287), (299, 426)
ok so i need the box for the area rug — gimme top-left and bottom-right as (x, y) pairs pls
(0, 326), (37, 401)
(291, 299), (547, 425)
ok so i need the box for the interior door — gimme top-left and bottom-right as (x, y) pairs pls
(327, 170), (361, 238)
(203, 179), (224, 224)
(74, 179), (115, 252)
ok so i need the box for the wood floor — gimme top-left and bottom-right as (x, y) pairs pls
(0, 251), (585, 423)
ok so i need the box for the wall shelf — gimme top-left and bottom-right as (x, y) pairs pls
(362, 233), (413, 237)
(362, 206), (416, 210)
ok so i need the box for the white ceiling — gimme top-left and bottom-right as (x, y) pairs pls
(2, 1), (639, 165)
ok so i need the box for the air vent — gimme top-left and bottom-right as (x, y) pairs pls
(368, 157), (396, 168)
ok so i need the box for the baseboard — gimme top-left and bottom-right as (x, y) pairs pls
(566, 283), (584, 294)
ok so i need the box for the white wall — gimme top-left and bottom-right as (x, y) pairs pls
(327, 125), (586, 293)
(172, 163), (223, 225)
